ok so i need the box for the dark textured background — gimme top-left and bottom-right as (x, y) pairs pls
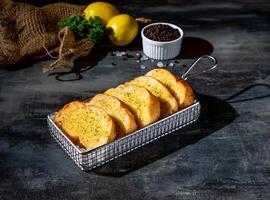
(1, 0), (270, 199)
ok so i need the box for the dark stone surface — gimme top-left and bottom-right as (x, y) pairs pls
(1, 0), (270, 199)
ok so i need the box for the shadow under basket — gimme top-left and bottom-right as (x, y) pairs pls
(47, 101), (201, 171)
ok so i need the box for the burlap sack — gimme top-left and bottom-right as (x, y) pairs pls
(0, 0), (83, 67)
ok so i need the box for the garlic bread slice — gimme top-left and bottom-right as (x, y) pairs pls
(86, 94), (137, 138)
(55, 101), (116, 149)
(146, 68), (195, 109)
(105, 84), (160, 128)
(129, 76), (178, 118)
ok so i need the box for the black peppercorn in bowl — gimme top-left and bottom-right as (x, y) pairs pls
(141, 22), (183, 60)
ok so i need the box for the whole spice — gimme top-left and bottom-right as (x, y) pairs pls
(144, 24), (180, 42)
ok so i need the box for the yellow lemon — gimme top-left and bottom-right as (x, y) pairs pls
(83, 2), (120, 25)
(106, 14), (138, 46)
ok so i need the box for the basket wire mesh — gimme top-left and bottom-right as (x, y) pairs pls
(47, 101), (201, 170)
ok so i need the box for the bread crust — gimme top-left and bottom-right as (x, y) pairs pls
(86, 93), (137, 138)
(55, 101), (116, 149)
(105, 84), (160, 128)
(146, 68), (195, 109)
(129, 76), (178, 118)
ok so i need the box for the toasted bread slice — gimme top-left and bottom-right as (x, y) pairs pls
(129, 76), (178, 118)
(55, 101), (116, 149)
(85, 94), (137, 138)
(105, 84), (160, 128)
(55, 101), (84, 144)
(146, 68), (195, 109)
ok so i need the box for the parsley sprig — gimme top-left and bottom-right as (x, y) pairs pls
(58, 15), (106, 43)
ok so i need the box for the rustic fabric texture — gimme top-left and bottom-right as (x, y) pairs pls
(0, 1), (83, 67)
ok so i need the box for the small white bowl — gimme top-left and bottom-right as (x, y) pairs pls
(141, 22), (184, 60)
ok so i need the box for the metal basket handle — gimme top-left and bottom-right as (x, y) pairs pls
(181, 55), (218, 80)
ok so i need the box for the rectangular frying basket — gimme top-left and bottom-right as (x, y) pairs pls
(47, 101), (201, 171)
